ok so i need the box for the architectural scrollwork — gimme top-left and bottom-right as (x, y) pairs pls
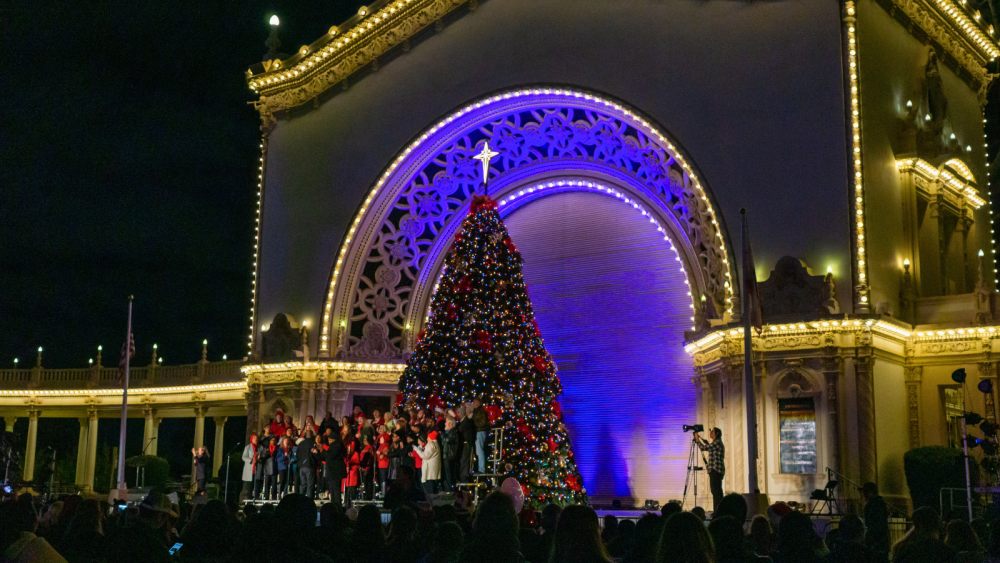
(252, 0), (470, 135)
(328, 91), (733, 360)
(883, 0), (995, 101)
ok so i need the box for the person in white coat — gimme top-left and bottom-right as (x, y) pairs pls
(414, 431), (442, 494)
(241, 433), (259, 500)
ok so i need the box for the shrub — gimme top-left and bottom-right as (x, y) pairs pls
(125, 455), (170, 489)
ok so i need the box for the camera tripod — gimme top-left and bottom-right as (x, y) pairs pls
(681, 434), (706, 509)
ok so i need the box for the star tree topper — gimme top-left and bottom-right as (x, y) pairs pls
(473, 141), (500, 193)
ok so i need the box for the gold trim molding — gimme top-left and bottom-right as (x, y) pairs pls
(880, 0), (997, 96)
(248, 0), (468, 135)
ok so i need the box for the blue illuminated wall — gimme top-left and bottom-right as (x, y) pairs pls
(503, 190), (697, 504)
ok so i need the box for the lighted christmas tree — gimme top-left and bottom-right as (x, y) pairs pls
(398, 192), (587, 507)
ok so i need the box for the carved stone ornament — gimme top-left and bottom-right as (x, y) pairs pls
(758, 257), (838, 323)
(261, 314), (303, 363)
(880, 0), (996, 104)
(327, 90), (733, 360)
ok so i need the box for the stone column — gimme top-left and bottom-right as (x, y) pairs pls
(722, 358), (744, 494)
(329, 385), (350, 419)
(192, 405), (206, 485)
(822, 355), (844, 477)
(905, 366), (924, 449)
(855, 354), (877, 483)
(306, 383), (317, 421)
(84, 411), (99, 492)
(23, 410), (40, 482)
(3, 417), (14, 433)
(213, 417), (227, 477)
(150, 417), (161, 457)
(316, 382), (329, 419)
(245, 385), (261, 447)
(142, 407), (158, 456)
(75, 418), (88, 486)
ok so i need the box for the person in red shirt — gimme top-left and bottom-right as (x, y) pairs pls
(269, 410), (287, 438)
(343, 440), (361, 508)
(377, 432), (390, 498)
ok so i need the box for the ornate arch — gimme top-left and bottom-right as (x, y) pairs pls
(317, 87), (737, 359)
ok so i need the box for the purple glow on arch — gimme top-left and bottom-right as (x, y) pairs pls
(503, 190), (697, 505)
(321, 87), (734, 356)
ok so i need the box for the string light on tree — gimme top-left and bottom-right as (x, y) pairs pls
(398, 193), (587, 508)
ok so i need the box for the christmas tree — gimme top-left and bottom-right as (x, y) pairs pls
(398, 194), (587, 507)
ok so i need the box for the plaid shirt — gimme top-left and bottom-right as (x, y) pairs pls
(697, 438), (725, 474)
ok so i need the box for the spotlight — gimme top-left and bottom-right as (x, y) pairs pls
(953, 368), (967, 383)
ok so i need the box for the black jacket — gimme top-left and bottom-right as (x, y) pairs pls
(400, 441), (416, 469)
(296, 437), (317, 468)
(321, 440), (347, 482)
(458, 416), (477, 444)
(441, 428), (460, 460)
(193, 453), (209, 480)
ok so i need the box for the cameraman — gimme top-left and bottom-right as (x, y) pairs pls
(694, 427), (725, 512)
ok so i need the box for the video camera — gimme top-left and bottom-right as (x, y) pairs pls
(683, 424), (704, 433)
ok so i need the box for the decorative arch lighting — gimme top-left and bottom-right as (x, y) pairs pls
(497, 179), (699, 329)
(309, 88), (736, 356)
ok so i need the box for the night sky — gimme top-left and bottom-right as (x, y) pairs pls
(3, 1), (366, 479)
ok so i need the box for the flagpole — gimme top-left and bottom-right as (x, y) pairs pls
(741, 209), (760, 495)
(116, 296), (133, 495)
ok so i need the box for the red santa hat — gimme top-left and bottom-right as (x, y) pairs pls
(275, 409), (284, 417)
(427, 431), (439, 441)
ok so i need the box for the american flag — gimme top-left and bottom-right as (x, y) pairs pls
(118, 332), (135, 388)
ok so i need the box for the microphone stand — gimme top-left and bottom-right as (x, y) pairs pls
(225, 442), (242, 505)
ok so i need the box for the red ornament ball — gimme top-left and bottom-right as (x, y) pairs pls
(533, 355), (547, 372)
(565, 474), (582, 492)
(485, 404), (502, 424)
(551, 400), (562, 419)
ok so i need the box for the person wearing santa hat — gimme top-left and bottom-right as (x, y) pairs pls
(269, 410), (287, 438)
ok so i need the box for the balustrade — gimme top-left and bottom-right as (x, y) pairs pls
(0, 360), (244, 390)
